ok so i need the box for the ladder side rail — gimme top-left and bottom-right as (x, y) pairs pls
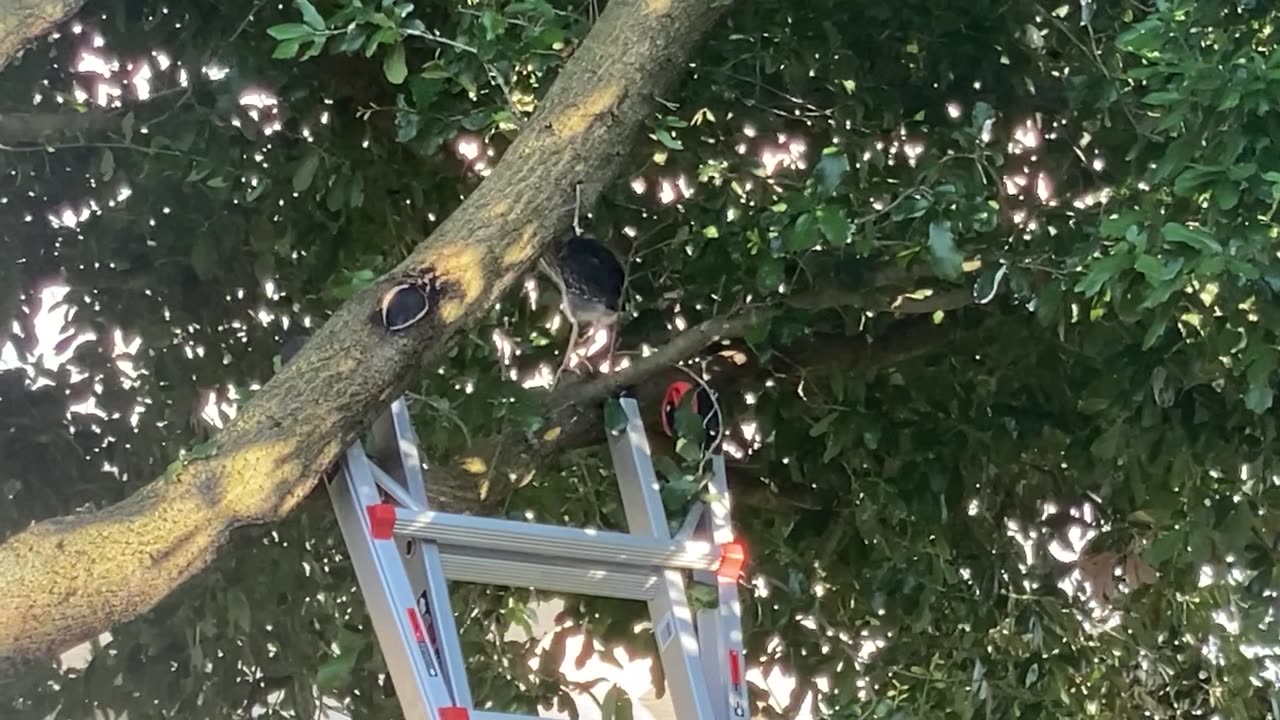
(696, 609), (729, 720)
(609, 397), (718, 720)
(706, 453), (750, 719)
(329, 442), (456, 720)
(369, 463), (425, 512)
(374, 398), (475, 709)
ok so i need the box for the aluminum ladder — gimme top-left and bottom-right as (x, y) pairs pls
(325, 394), (751, 720)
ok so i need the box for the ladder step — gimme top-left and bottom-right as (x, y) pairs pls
(438, 546), (661, 601)
(390, 510), (721, 572)
(469, 711), (543, 720)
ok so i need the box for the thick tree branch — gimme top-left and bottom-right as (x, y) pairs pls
(428, 284), (974, 512)
(0, 0), (733, 678)
(0, 109), (121, 144)
(0, 0), (84, 70)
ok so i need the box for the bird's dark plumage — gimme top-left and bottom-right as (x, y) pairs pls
(544, 234), (625, 322)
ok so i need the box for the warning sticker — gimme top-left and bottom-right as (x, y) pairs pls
(657, 615), (676, 649)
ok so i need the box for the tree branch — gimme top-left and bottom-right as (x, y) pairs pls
(426, 284), (973, 513)
(0, 0), (734, 679)
(0, 109), (121, 144)
(0, 0), (85, 71)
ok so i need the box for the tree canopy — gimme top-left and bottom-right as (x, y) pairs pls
(5, 0), (1280, 717)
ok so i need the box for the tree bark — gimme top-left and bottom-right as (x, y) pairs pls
(0, 0), (733, 680)
(0, 0), (84, 70)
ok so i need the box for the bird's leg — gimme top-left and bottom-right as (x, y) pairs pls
(601, 322), (618, 374)
(609, 323), (619, 371)
(554, 314), (580, 386)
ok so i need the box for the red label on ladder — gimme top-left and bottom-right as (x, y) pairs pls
(728, 650), (746, 717)
(406, 608), (439, 676)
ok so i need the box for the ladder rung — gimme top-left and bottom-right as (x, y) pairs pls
(391, 510), (720, 572)
(438, 546), (661, 601)
(470, 711), (542, 720)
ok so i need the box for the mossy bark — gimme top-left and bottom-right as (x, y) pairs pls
(0, 0), (733, 680)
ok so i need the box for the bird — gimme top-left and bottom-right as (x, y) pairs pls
(538, 232), (625, 381)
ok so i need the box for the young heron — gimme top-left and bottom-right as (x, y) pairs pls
(537, 185), (624, 381)
(535, 233), (624, 379)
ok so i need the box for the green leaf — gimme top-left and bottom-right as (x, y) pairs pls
(890, 193), (931, 221)
(1100, 212), (1137, 239)
(809, 411), (839, 437)
(1134, 254), (1183, 284)
(1142, 313), (1169, 349)
(1142, 90), (1181, 105)
(1244, 382), (1272, 413)
(1033, 281), (1064, 326)
(755, 255), (785, 292)
(661, 471), (699, 506)
(460, 111), (491, 131)
(98, 149), (115, 180)
(1245, 346), (1277, 414)
(267, 23), (314, 40)
(1172, 166), (1220, 197)
(1115, 19), (1163, 53)
(601, 685), (633, 720)
(325, 177), (346, 212)
(383, 43), (408, 84)
(226, 589), (251, 632)
(971, 101), (995, 132)
(1214, 181), (1241, 210)
(927, 220), (963, 281)
(784, 213), (820, 252)
(395, 110), (421, 142)
(1090, 423), (1125, 459)
(1074, 252), (1133, 298)
(480, 9), (507, 38)
(409, 76), (443, 108)
(604, 398), (628, 434)
(295, 0), (326, 30)
(816, 207), (851, 245)
(655, 127), (683, 150)
(272, 39), (302, 59)
(190, 236), (218, 281)
(812, 149), (849, 196)
(1144, 529), (1184, 567)
(1162, 222), (1222, 254)
(292, 153), (321, 192)
(300, 36), (326, 60)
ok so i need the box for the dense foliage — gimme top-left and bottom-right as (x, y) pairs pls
(5, 0), (1280, 717)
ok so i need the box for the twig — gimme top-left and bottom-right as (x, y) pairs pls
(401, 28), (479, 54)
(0, 140), (192, 158)
(229, 0), (269, 43)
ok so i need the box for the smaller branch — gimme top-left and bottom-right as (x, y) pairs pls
(556, 302), (772, 407)
(228, 0), (269, 43)
(400, 28), (479, 55)
(785, 286), (972, 314)
(0, 140), (193, 159)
